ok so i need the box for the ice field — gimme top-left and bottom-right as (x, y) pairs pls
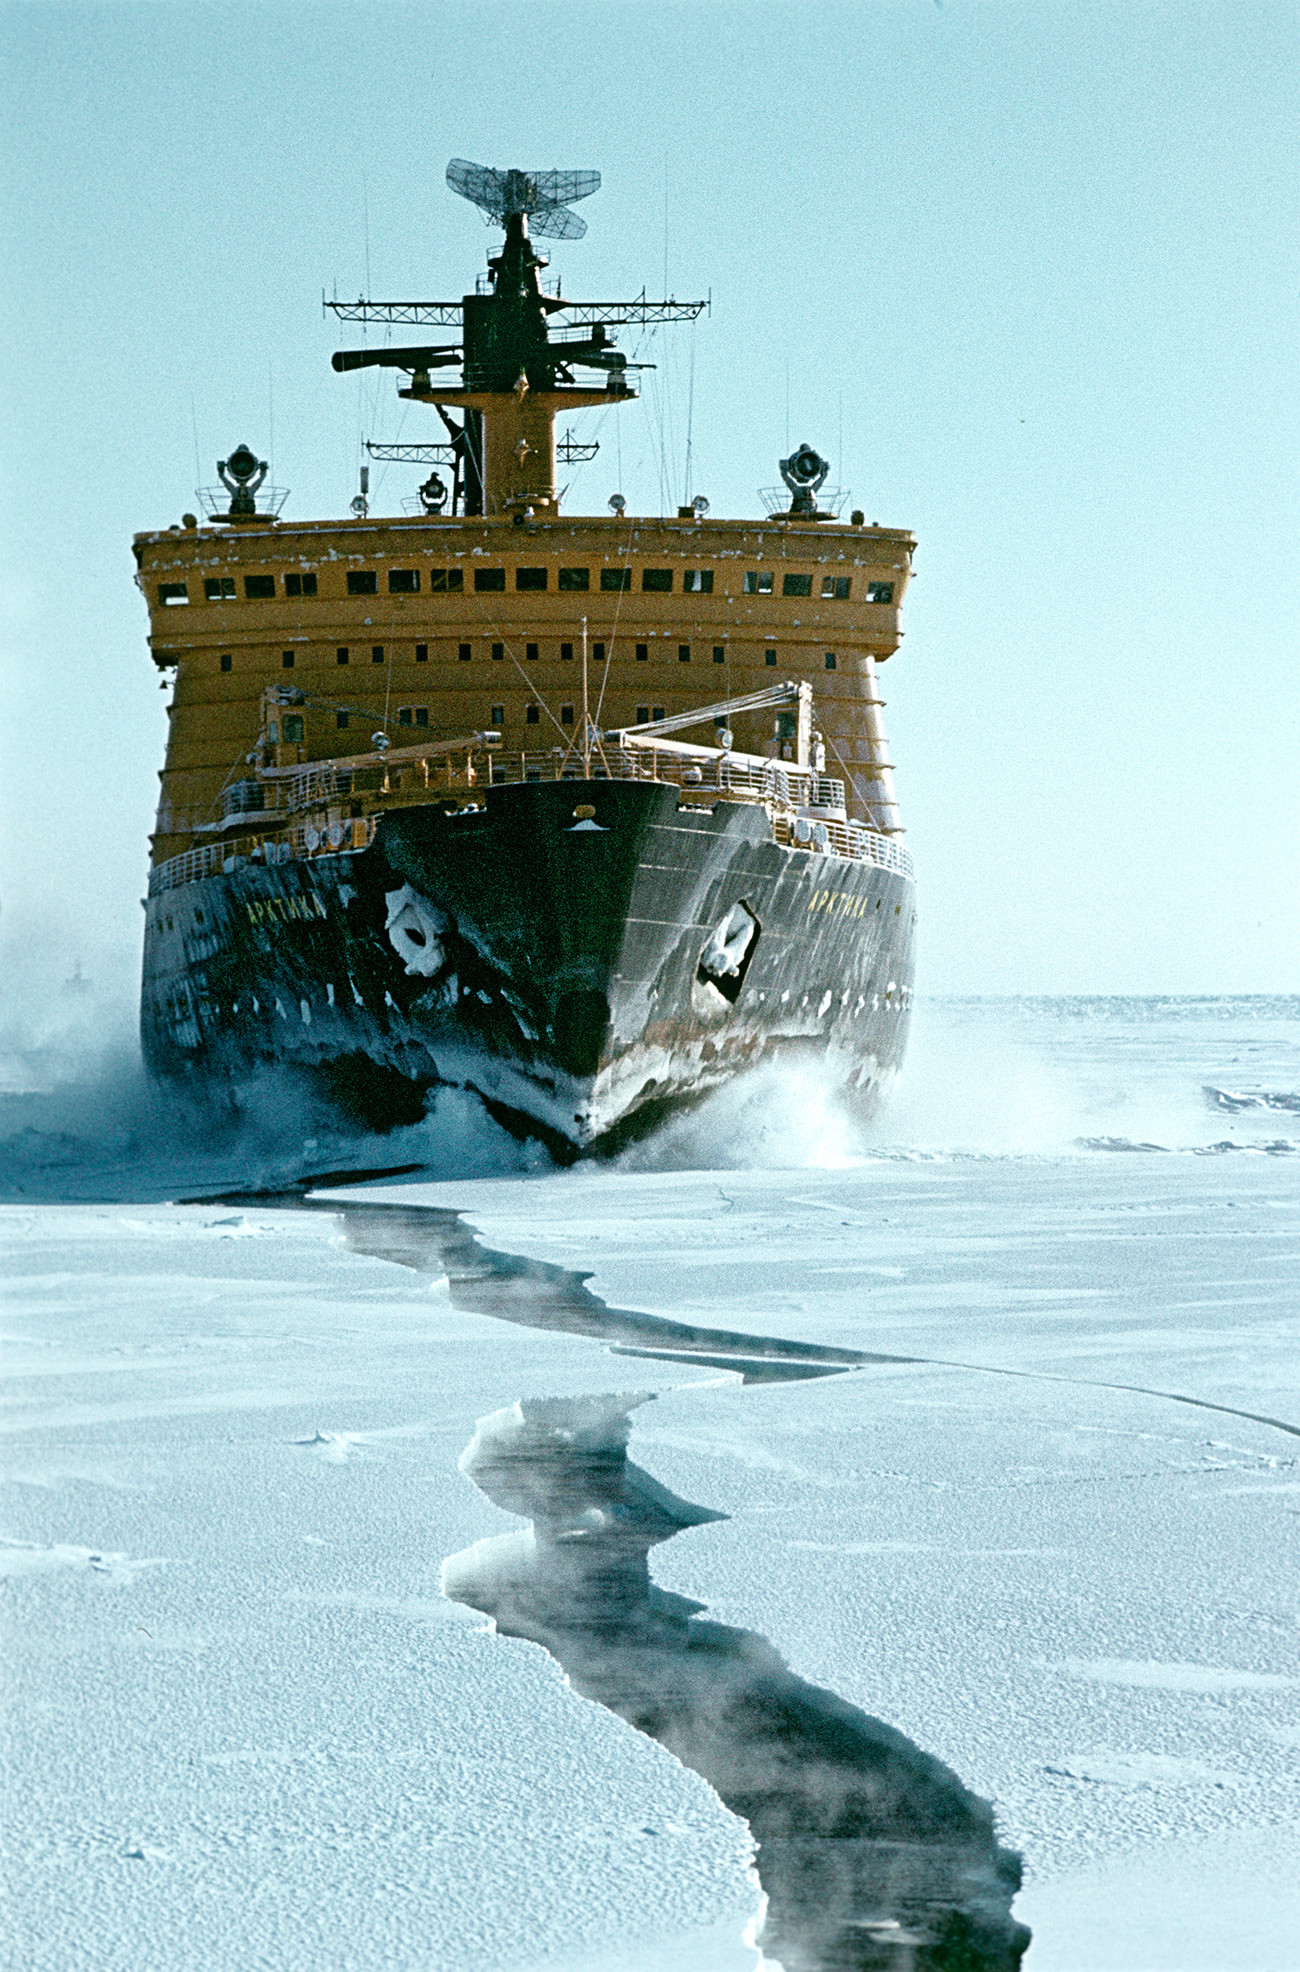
(2, 997), (1299, 1969)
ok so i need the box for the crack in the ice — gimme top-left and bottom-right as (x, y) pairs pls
(176, 1186), (1296, 1963)
(329, 1202), (885, 1384)
(444, 1392), (1030, 1970)
(307, 1199), (1030, 1962)
(317, 1196), (1300, 1437)
(192, 1182), (1300, 1439)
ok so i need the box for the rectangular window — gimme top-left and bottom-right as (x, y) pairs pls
(782, 572), (812, 597)
(642, 568), (672, 593)
(744, 571), (774, 595)
(281, 650), (294, 669)
(592, 642), (606, 665)
(683, 569), (713, 594)
(337, 711), (349, 729)
(203, 577), (234, 602)
(678, 643), (691, 663)
(417, 644), (430, 663)
(525, 703), (540, 726)
(866, 581), (894, 604)
(415, 708), (428, 728)
(427, 567), (464, 593)
(561, 704), (574, 727)
(635, 642), (648, 662)
(558, 566), (590, 591)
(284, 571), (317, 597)
(653, 706), (664, 722)
(158, 582), (189, 606)
(490, 705), (505, 727)
(824, 651), (837, 670)
(491, 642), (504, 661)
(399, 708), (412, 727)
(525, 642), (539, 661)
(600, 567), (632, 591)
(474, 567), (505, 592)
(282, 715), (304, 742)
(713, 644), (725, 665)
(245, 575), (276, 600)
(336, 646), (349, 665)
(219, 653), (232, 672)
(765, 647), (777, 667)
(371, 645), (384, 664)
(457, 643), (470, 663)
(388, 568), (420, 594)
(346, 571), (377, 595)
(636, 705), (650, 724)
(821, 575), (852, 599)
(560, 642), (574, 661)
(516, 566), (548, 591)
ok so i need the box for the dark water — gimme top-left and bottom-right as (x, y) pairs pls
(447, 1392), (1030, 1971)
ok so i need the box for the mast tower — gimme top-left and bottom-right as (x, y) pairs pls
(328, 161), (707, 517)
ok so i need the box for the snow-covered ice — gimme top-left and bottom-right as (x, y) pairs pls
(401, 1152), (1298, 1968)
(3, 996), (1299, 1968)
(0, 1207), (759, 1971)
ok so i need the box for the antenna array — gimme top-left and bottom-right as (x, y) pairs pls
(446, 160), (601, 239)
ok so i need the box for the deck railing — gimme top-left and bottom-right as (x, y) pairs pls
(260, 743), (848, 816)
(148, 741), (913, 895)
(147, 843), (227, 893)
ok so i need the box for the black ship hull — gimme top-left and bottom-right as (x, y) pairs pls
(141, 782), (916, 1154)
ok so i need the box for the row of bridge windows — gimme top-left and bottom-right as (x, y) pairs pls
(159, 566), (892, 607)
(325, 697), (848, 739)
(324, 703), (628, 735)
(219, 642), (840, 673)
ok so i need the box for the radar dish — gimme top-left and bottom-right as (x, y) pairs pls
(446, 159), (601, 239)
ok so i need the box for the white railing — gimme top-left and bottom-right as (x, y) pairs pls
(147, 843), (227, 894)
(148, 820), (378, 894)
(225, 742), (846, 821)
(148, 741), (913, 895)
(771, 811), (915, 878)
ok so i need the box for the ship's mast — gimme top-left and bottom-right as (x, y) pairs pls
(327, 161), (706, 518)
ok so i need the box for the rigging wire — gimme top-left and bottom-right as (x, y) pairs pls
(645, 365), (673, 518)
(550, 302), (660, 505)
(683, 312), (696, 509)
(823, 726), (875, 824)
(189, 396), (203, 500)
(462, 591), (575, 749)
(382, 630), (394, 735)
(592, 512), (638, 729)
(660, 332), (678, 514)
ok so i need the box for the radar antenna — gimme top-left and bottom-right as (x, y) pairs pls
(446, 160), (601, 240)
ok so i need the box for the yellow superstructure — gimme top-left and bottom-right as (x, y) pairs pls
(135, 513), (913, 868)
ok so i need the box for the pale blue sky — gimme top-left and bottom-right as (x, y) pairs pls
(3, 0), (1296, 998)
